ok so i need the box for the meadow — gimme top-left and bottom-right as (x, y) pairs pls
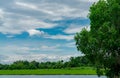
(0, 67), (96, 75)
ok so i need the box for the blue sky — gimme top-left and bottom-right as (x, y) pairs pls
(0, 0), (97, 64)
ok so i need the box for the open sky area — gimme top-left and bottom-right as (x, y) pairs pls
(0, 0), (98, 64)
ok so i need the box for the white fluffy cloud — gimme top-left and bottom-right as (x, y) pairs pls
(40, 45), (61, 51)
(0, 9), (4, 18)
(0, 44), (79, 64)
(0, 44), (62, 55)
(27, 29), (44, 36)
(0, 0), (96, 35)
(65, 42), (76, 48)
(0, 0), (97, 64)
(45, 34), (74, 41)
(0, 11), (56, 35)
(15, 1), (89, 18)
(0, 54), (79, 64)
(64, 24), (90, 34)
(26, 29), (74, 40)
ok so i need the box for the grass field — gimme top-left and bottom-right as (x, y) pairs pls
(0, 67), (97, 75)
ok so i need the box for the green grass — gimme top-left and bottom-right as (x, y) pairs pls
(0, 67), (97, 75)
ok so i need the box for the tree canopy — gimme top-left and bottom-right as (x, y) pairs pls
(0, 56), (90, 70)
(75, 0), (120, 78)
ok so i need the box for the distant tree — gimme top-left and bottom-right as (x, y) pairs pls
(29, 61), (39, 69)
(75, 0), (120, 78)
(0, 64), (9, 70)
(0, 56), (91, 70)
(55, 60), (64, 69)
(0, 64), (3, 70)
(23, 61), (29, 69)
(10, 61), (24, 69)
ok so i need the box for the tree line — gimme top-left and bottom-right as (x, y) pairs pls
(0, 56), (90, 70)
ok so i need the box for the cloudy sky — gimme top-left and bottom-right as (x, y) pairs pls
(0, 0), (98, 64)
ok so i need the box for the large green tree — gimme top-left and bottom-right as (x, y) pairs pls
(75, 0), (120, 78)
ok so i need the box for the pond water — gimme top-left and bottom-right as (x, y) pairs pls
(0, 75), (106, 78)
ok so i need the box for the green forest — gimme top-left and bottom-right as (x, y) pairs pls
(0, 56), (91, 70)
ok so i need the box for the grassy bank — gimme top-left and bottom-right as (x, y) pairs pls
(0, 67), (97, 75)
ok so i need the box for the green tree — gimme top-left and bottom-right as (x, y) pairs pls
(29, 61), (39, 69)
(10, 61), (25, 69)
(75, 0), (120, 78)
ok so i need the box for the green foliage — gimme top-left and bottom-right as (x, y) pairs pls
(75, 0), (120, 78)
(29, 61), (39, 69)
(0, 56), (90, 70)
